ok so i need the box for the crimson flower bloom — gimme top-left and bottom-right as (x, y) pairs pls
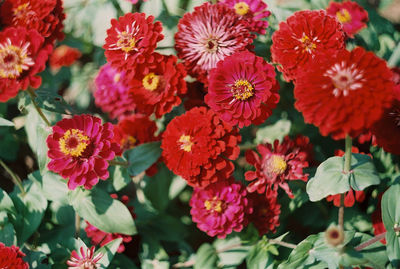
(205, 50), (279, 128)
(0, 27), (51, 102)
(190, 178), (252, 238)
(247, 192), (280, 235)
(161, 107), (241, 188)
(104, 12), (163, 77)
(47, 114), (121, 190)
(326, 188), (365, 207)
(294, 47), (394, 140)
(174, 2), (255, 83)
(220, 0), (271, 34)
(93, 63), (135, 120)
(0, 243), (28, 269)
(67, 245), (103, 269)
(271, 10), (345, 81)
(129, 53), (187, 118)
(245, 135), (309, 198)
(50, 45), (81, 71)
(326, 1), (368, 38)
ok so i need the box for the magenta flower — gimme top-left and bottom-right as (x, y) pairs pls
(67, 246), (103, 269)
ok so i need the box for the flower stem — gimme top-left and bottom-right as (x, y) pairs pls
(75, 213), (81, 238)
(239, 144), (257, 151)
(354, 233), (386, 251)
(108, 159), (129, 167)
(0, 159), (25, 195)
(27, 88), (51, 127)
(268, 239), (297, 249)
(339, 135), (353, 230)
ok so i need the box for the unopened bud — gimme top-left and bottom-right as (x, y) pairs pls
(325, 226), (344, 247)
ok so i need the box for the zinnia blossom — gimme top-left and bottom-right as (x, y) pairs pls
(161, 107), (241, 188)
(67, 245), (103, 269)
(47, 114), (121, 190)
(93, 63), (135, 120)
(247, 192), (280, 235)
(128, 53), (187, 118)
(326, 0), (368, 38)
(205, 50), (279, 128)
(220, 0), (271, 34)
(271, 10), (345, 81)
(50, 45), (81, 71)
(0, 243), (28, 269)
(245, 135), (309, 198)
(294, 47), (394, 140)
(0, 26), (51, 102)
(174, 2), (255, 83)
(190, 178), (252, 238)
(104, 12), (163, 77)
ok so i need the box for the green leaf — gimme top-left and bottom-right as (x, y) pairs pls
(194, 243), (219, 269)
(96, 238), (123, 269)
(246, 242), (274, 269)
(124, 142), (162, 176)
(0, 188), (16, 215)
(68, 187), (136, 235)
(349, 154), (380, 191)
(143, 164), (173, 211)
(213, 236), (251, 267)
(111, 163), (131, 191)
(168, 175), (187, 200)
(0, 222), (16, 246)
(255, 119), (291, 144)
(23, 249), (51, 269)
(109, 253), (139, 269)
(41, 171), (69, 204)
(0, 117), (14, 127)
(140, 235), (169, 269)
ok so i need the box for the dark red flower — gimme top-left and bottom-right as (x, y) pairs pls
(294, 47), (394, 140)
(182, 81), (207, 110)
(245, 135), (309, 198)
(0, 243), (28, 269)
(161, 107), (241, 188)
(372, 193), (386, 244)
(247, 192), (280, 235)
(326, 188), (365, 207)
(271, 10), (345, 81)
(205, 50), (279, 128)
(50, 45), (81, 71)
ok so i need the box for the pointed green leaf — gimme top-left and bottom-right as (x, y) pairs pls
(123, 142), (162, 176)
(0, 117), (14, 127)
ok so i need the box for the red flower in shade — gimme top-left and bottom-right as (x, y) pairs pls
(271, 10), (345, 81)
(247, 192), (280, 235)
(0, 27), (51, 102)
(371, 68), (400, 155)
(245, 135), (309, 198)
(47, 114), (121, 190)
(50, 45), (81, 71)
(294, 47), (394, 140)
(161, 107), (241, 188)
(93, 63), (135, 120)
(205, 50), (279, 128)
(182, 81), (207, 111)
(85, 194), (134, 253)
(326, 0), (368, 38)
(0, 243), (28, 269)
(67, 245), (103, 269)
(372, 193), (386, 244)
(1, 0), (65, 45)
(221, 0), (271, 34)
(128, 54), (187, 118)
(174, 2), (255, 83)
(104, 12), (163, 77)
(326, 188), (365, 207)
(190, 178), (252, 238)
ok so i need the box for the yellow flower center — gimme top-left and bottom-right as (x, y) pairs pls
(0, 40), (34, 79)
(231, 79), (254, 100)
(178, 134), (193, 152)
(266, 155), (287, 175)
(204, 197), (223, 213)
(117, 31), (137, 54)
(336, 9), (352, 24)
(300, 34), (317, 54)
(142, 73), (160, 91)
(13, 3), (31, 20)
(59, 129), (90, 157)
(234, 2), (250, 16)
(121, 136), (137, 149)
(113, 72), (121, 83)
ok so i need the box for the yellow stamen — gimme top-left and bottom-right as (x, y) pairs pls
(179, 134), (193, 152)
(231, 79), (254, 100)
(121, 136), (137, 149)
(234, 2), (250, 16)
(267, 155), (287, 175)
(59, 129), (89, 157)
(204, 197), (223, 213)
(142, 72), (160, 91)
(300, 34), (316, 53)
(117, 31), (137, 53)
(113, 73), (121, 83)
(0, 42), (33, 79)
(336, 9), (352, 24)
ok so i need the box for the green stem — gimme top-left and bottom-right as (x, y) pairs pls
(0, 159), (25, 195)
(388, 42), (400, 67)
(339, 135), (352, 230)
(75, 213), (80, 238)
(239, 144), (257, 151)
(27, 88), (51, 127)
(268, 239), (297, 249)
(108, 159), (129, 167)
(161, 0), (170, 15)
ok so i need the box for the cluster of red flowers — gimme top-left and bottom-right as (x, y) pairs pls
(0, 243), (29, 269)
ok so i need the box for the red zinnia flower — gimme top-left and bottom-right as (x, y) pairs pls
(50, 45), (81, 71)
(104, 12), (163, 77)
(161, 107), (241, 188)
(221, 0), (271, 34)
(67, 245), (103, 269)
(47, 114), (121, 190)
(190, 178), (252, 238)
(271, 10), (345, 81)
(0, 26), (51, 102)
(1, 0), (65, 45)
(372, 193), (386, 244)
(326, 188), (365, 207)
(294, 47), (394, 140)
(205, 50), (279, 128)
(326, 0), (368, 38)
(245, 135), (309, 198)
(174, 2), (255, 83)
(247, 192), (280, 235)
(93, 63), (135, 120)
(0, 243), (28, 269)
(128, 53), (187, 118)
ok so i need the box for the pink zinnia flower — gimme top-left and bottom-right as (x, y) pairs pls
(67, 245), (103, 269)
(220, 0), (271, 34)
(174, 2), (255, 83)
(245, 135), (309, 198)
(190, 178), (252, 238)
(205, 50), (279, 128)
(47, 114), (121, 190)
(247, 192), (280, 235)
(93, 63), (135, 120)
(326, 1), (368, 38)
